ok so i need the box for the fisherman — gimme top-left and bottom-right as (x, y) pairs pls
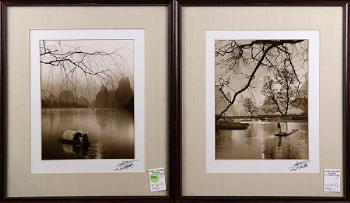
(277, 119), (282, 133)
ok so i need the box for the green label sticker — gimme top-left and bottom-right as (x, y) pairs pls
(150, 172), (159, 183)
(148, 168), (166, 192)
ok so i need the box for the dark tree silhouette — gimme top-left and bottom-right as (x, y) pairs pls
(215, 40), (308, 121)
(261, 69), (300, 115)
(242, 97), (258, 116)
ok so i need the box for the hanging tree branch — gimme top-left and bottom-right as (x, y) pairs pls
(215, 40), (305, 121)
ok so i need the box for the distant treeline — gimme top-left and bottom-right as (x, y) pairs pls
(42, 101), (90, 108)
(222, 114), (308, 120)
(42, 78), (134, 112)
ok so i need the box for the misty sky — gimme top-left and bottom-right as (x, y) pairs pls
(40, 40), (134, 101)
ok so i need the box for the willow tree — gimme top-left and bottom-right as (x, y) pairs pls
(40, 40), (131, 107)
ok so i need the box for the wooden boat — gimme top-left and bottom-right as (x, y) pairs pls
(58, 130), (89, 146)
(216, 121), (249, 130)
(274, 129), (298, 136)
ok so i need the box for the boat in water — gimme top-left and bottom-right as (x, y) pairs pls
(216, 121), (249, 130)
(274, 129), (298, 136)
(58, 130), (90, 146)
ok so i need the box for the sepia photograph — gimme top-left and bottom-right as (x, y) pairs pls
(206, 31), (319, 173)
(214, 39), (309, 160)
(211, 36), (309, 159)
(40, 39), (135, 160)
(31, 29), (145, 172)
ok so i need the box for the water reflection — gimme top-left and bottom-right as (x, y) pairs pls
(95, 109), (111, 129)
(62, 144), (90, 158)
(42, 108), (134, 160)
(215, 121), (308, 159)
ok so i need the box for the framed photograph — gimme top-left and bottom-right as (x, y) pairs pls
(206, 31), (319, 173)
(2, 0), (350, 202)
(1, 0), (174, 201)
(31, 29), (145, 173)
(177, 0), (350, 201)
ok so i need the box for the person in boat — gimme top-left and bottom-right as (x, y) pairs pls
(277, 119), (281, 133)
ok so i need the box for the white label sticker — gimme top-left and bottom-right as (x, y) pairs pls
(324, 169), (341, 192)
(148, 168), (166, 192)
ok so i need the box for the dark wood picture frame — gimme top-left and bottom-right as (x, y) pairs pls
(174, 0), (350, 202)
(0, 0), (176, 202)
(1, 0), (350, 202)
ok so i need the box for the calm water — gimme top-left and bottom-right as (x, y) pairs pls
(42, 108), (134, 160)
(216, 121), (308, 159)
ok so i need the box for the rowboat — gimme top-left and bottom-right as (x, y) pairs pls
(274, 129), (298, 136)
